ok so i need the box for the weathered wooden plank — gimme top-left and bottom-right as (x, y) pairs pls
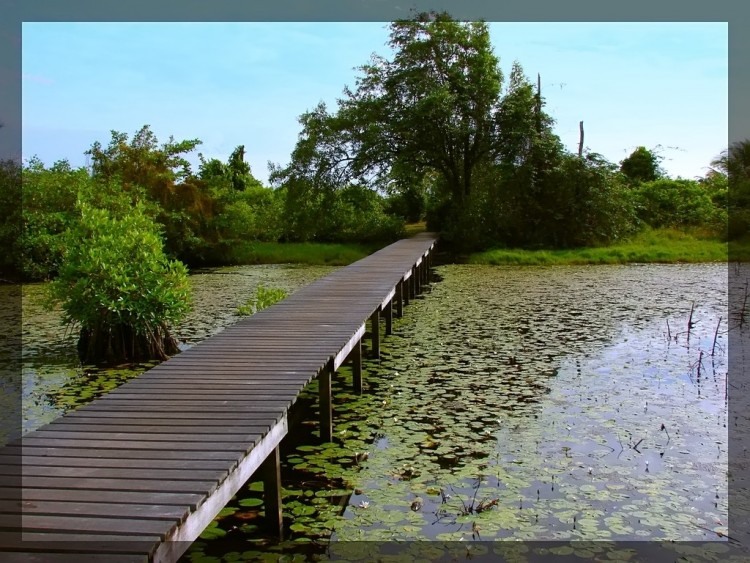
(26, 431), (263, 444)
(0, 447), (241, 461)
(0, 456), (232, 471)
(18, 438), (254, 452)
(72, 399), (292, 408)
(18, 476), (218, 494)
(62, 404), (286, 414)
(64, 409), (280, 420)
(0, 531), (157, 554)
(41, 423), (269, 435)
(103, 391), (299, 400)
(0, 553), (147, 563)
(0, 233), (437, 563)
(1, 466), (228, 482)
(1, 514), (177, 537)
(0, 500), (189, 522)
(0, 488), (203, 507)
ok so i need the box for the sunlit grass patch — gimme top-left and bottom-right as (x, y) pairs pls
(468, 228), (728, 265)
(404, 221), (428, 237)
(218, 241), (380, 266)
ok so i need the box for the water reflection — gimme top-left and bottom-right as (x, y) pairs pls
(330, 264), (728, 543)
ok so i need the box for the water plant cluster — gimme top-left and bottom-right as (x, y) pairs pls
(236, 285), (288, 316)
(185, 263), (737, 562)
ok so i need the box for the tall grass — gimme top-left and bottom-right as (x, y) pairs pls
(468, 228), (728, 266)
(216, 241), (380, 266)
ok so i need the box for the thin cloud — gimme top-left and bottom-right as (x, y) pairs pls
(22, 73), (54, 85)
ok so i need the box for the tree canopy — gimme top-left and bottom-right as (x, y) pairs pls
(620, 146), (663, 184)
(271, 12), (634, 250)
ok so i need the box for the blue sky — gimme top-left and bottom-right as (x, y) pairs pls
(22, 21), (727, 183)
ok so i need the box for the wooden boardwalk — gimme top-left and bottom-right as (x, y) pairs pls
(0, 233), (437, 563)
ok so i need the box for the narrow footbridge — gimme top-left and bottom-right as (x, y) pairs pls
(0, 233), (438, 563)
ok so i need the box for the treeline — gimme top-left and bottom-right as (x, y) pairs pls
(0, 125), (405, 282)
(0, 12), (741, 283)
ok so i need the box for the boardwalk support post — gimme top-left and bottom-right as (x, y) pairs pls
(384, 298), (393, 336)
(261, 446), (284, 539)
(396, 281), (404, 318)
(351, 338), (362, 394)
(319, 358), (334, 442)
(370, 309), (380, 358)
(403, 276), (410, 306)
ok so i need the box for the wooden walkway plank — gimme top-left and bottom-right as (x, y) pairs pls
(0, 233), (437, 563)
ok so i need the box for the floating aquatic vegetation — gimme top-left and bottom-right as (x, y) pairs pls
(14, 263), (742, 561)
(15, 264), (337, 439)
(182, 263), (740, 562)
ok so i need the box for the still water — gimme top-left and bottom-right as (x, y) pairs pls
(9, 262), (737, 560)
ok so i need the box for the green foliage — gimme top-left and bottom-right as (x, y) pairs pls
(48, 200), (191, 363)
(0, 159), (22, 280)
(19, 157), (157, 281)
(342, 12), (504, 202)
(469, 228), (727, 265)
(213, 185), (285, 244)
(215, 241), (375, 266)
(634, 178), (726, 235)
(270, 12), (505, 243)
(86, 125), (217, 262)
(237, 285), (288, 316)
(20, 158), (93, 280)
(277, 176), (404, 244)
(620, 146), (663, 184)
(713, 140), (750, 240)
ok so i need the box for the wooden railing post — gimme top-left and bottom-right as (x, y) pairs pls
(319, 358), (334, 442)
(261, 446), (283, 539)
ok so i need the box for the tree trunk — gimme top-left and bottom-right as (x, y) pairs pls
(578, 121), (584, 157)
(78, 321), (180, 365)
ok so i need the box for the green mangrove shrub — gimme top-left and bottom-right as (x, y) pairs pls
(237, 285), (288, 316)
(49, 202), (192, 364)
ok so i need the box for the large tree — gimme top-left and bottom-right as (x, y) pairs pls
(271, 13), (505, 201)
(272, 12), (629, 250)
(342, 12), (504, 204)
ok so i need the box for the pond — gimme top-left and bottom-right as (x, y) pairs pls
(12, 264), (336, 438)
(7, 261), (742, 561)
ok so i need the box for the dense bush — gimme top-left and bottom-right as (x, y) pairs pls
(281, 182), (404, 244)
(0, 159), (21, 281)
(431, 152), (637, 253)
(20, 159), (86, 280)
(48, 201), (191, 364)
(634, 178), (726, 235)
